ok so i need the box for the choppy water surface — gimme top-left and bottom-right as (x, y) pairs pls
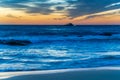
(0, 25), (120, 72)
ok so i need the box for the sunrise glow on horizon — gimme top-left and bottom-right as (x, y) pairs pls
(0, 0), (120, 25)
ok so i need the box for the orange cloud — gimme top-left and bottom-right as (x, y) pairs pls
(0, 7), (120, 25)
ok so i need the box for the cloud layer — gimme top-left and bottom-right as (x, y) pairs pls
(0, 0), (120, 18)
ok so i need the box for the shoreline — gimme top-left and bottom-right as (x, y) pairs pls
(1, 67), (120, 80)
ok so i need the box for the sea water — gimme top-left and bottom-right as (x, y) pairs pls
(0, 25), (120, 72)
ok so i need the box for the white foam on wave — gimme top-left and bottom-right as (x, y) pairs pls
(96, 51), (120, 56)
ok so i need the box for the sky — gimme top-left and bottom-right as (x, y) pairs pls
(0, 0), (120, 25)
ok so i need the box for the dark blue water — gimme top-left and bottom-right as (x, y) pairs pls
(0, 25), (120, 72)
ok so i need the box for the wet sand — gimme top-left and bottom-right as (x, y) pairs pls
(1, 67), (120, 80)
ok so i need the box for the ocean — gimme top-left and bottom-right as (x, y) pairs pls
(0, 25), (120, 72)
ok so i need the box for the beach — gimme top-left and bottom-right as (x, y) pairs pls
(1, 67), (120, 80)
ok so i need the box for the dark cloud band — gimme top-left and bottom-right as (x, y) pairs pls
(0, 0), (120, 18)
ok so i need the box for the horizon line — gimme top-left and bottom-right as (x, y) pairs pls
(0, 24), (120, 26)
